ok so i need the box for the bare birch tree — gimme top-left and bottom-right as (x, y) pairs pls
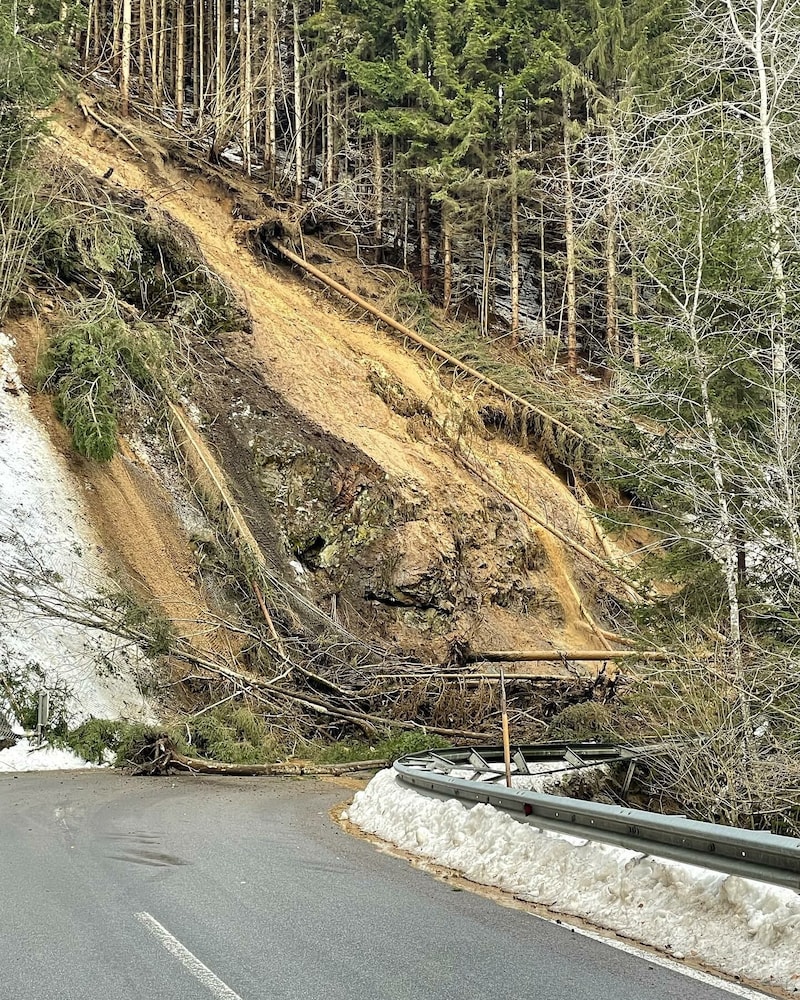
(685, 0), (800, 579)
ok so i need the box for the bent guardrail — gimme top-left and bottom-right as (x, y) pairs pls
(393, 743), (800, 891)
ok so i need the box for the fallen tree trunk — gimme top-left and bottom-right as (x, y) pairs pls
(268, 240), (583, 444)
(466, 649), (667, 663)
(169, 753), (390, 776)
(457, 455), (639, 593)
(125, 734), (389, 776)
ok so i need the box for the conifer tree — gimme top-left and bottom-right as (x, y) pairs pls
(0, 4), (57, 316)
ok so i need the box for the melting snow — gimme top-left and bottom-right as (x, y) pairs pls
(346, 768), (800, 993)
(0, 331), (156, 767)
(0, 738), (98, 773)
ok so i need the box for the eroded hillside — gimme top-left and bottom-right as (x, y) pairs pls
(20, 104), (630, 668)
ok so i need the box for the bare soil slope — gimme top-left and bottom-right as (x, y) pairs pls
(6, 313), (232, 657)
(25, 107), (626, 665)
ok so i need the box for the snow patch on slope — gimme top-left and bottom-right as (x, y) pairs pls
(346, 769), (800, 993)
(0, 331), (156, 756)
(0, 738), (98, 773)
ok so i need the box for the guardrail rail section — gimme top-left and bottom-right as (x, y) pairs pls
(393, 743), (800, 890)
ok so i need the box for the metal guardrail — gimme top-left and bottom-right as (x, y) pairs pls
(394, 743), (800, 891)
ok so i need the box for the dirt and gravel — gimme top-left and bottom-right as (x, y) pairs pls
(10, 102), (630, 670)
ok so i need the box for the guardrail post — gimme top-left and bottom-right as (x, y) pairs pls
(36, 690), (50, 745)
(499, 667), (512, 788)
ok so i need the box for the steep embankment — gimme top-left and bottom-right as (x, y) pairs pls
(11, 105), (628, 670)
(0, 329), (157, 732)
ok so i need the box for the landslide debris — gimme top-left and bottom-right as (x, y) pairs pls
(3, 102), (638, 749)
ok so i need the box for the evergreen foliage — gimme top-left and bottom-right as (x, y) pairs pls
(39, 300), (167, 461)
(63, 712), (448, 768)
(181, 706), (280, 765)
(65, 718), (161, 766)
(0, 5), (59, 316)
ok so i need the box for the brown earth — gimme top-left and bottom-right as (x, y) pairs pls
(7, 313), (230, 656)
(19, 102), (631, 668)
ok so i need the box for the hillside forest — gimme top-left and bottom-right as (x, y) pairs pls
(1, 0), (800, 831)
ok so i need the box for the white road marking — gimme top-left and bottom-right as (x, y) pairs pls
(136, 911), (244, 1000)
(548, 917), (774, 999)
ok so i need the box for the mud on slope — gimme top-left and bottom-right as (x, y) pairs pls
(184, 312), (565, 660)
(44, 107), (620, 664)
(5, 313), (234, 658)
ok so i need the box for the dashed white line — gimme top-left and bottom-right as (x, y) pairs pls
(135, 911), (244, 1000)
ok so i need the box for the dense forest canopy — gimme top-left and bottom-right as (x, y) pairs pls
(62, 0), (678, 358)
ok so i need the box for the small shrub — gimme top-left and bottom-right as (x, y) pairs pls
(375, 729), (449, 759)
(314, 728), (448, 764)
(39, 300), (167, 461)
(383, 277), (434, 333)
(65, 718), (162, 765)
(546, 701), (618, 742)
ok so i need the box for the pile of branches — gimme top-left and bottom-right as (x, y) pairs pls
(123, 731), (388, 776)
(0, 544), (615, 748)
(170, 599), (621, 747)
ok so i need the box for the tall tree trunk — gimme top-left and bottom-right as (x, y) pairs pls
(748, 7), (800, 572)
(751, 11), (787, 405)
(197, 0), (205, 123)
(563, 117), (578, 373)
(175, 0), (185, 125)
(120, 0), (132, 114)
(443, 206), (452, 316)
(137, 0), (146, 93)
(190, 0), (198, 117)
(264, 0), (277, 184)
(402, 194), (409, 270)
(240, 0), (252, 174)
(214, 0), (227, 131)
(510, 149), (520, 346)
(677, 173), (752, 778)
(84, 0), (94, 66)
(604, 117), (620, 361)
(165, 0), (173, 106)
(325, 70), (336, 189)
(149, 0), (158, 107)
(292, 0), (303, 202)
(93, 0), (101, 59)
(418, 186), (431, 291)
(373, 130), (382, 263)
(112, 0), (122, 71)
(604, 194), (619, 358)
(539, 198), (548, 345)
(391, 135), (399, 252)
(156, 0), (166, 110)
(481, 184), (491, 337)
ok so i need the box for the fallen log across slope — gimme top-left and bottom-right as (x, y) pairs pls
(124, 733), (388, 776)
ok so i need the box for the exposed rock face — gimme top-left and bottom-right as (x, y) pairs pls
(185, 323), (567, 659)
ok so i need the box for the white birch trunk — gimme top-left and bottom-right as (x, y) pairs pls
(120, 0), (132, 115)
(510, 150), (520, 346)
(563, 117), (578, 373)
(292, 0), (303, 202)
(175, 0), (185, 125)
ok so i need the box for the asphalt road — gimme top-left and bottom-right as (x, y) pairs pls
(0, 770), (745, 1000)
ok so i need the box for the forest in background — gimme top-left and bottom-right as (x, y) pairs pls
(1, 0), (800, 829)
(67, 0), (676, 363)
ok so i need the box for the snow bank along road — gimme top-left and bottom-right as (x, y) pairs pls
(0, 771), (755, 1000)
